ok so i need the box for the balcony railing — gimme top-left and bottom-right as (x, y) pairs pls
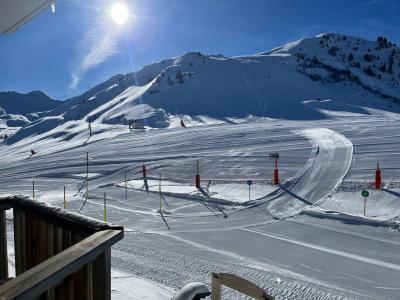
(0, 195), (124, 300)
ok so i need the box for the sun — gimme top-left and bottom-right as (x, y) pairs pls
(110, 3), (129, 25)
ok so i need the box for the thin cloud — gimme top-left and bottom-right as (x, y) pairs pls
(69, 21), (121, 90)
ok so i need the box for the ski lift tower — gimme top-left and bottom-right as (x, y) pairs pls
(269, 152), (280, 185)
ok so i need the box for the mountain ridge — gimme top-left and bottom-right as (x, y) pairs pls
(2, 33), (400, 145)
(0, 90), (61, 116)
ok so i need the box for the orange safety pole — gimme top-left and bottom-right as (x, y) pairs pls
(195, 160), (200, 189)
(375, 163), (381, 189)
(142, 164), (147, 178)
(273, 159), (280, 185)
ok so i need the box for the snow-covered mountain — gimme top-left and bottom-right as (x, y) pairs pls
(3, 33), (400, 144)
(0, 90), (61, 142)
(0, 91), (61, 116)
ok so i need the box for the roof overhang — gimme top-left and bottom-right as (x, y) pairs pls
(0, 0), (55, 34)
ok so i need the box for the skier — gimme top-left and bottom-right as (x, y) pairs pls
(27, 149), (37, 159)
(316, 145), (320, 155)
(180, 119), (187, 128)
(88, 121), (92, 136)
(129, 120), (133, 132)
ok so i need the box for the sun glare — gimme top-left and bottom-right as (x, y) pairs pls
(110, 3), (129, 25)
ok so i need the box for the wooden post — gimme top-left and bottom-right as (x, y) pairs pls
(211, 273), (222, 300)
(53, 226), (64, 299)
(0, 210), (8, 280)
(62, 230), (72, 250)
(46, 223), (56, 300)
(13, 210), (27, 275)
(54, 227), (63, 254)
(13, 210), (22, 276)
(73, 262), (92, 300)
(24, 212), (35, 269)
(211, 273), (274, 300)
(92, 249), (111, 300)
(46, 224), (55, 259)
(72, 233), (92, 299)
(60, 230), (73, 300)
(38, 219), (47, 264)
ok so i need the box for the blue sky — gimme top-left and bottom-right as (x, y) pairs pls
(0, 0), (399, 100)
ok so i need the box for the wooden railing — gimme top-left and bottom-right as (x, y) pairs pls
(0, 196), (124, 300)
(211, 273), (275, 300)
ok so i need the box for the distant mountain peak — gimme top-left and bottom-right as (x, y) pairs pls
(0, 90), (61, 115)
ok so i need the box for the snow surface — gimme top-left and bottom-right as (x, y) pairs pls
(3, 114), (400, 299)
(111, 271), (174, 300)
(124, 180), (276, 203)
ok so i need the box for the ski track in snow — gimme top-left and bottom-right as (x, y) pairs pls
(267, 127), (353, 217)
(243, 228), (400, 272)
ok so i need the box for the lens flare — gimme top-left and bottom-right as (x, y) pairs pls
(110, 3), (129, 25)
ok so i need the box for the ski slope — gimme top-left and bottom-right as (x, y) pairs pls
(2, 111), (400, 299)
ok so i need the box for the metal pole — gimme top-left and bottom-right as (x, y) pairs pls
(196, 160), (200, 193)
(32, 180), (35, 199)
(248, 185), (251, 201)
(88, 119), (92, 137)
(86, 152), (89, 202)
(159, 173), (162, 215)
(64, 186), (67, 209)
(104, 192), (107, 222)
(125, 171), (128, 201)
(364, 197), (366, 216)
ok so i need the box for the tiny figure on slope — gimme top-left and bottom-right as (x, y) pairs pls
(129, 120), (133, 132)
(180, 119), (187, 128)
(88, 121), (92, 136)
(27, 149), (37, 159)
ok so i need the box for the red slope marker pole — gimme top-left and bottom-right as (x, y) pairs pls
(196, 160), (200, 189)
(142, 164), (147, 179)
(375, 162), (381, 190)
(273, 159), (280, 185)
